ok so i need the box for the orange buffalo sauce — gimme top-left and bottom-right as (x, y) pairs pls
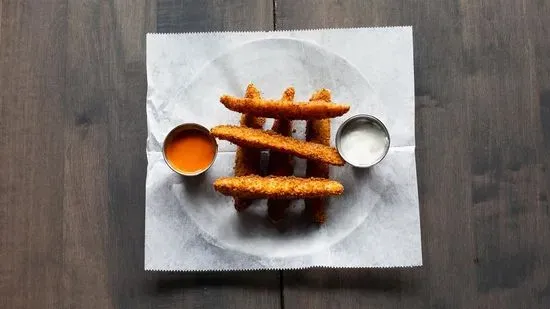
(165, 130), (216, 173)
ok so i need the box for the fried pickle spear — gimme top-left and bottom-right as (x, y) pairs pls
(214, 176), (344, 199)
(239, 84), (266, 129)
(219, 95), (350, 120)
(211, 125), (345, 166)
(267, 87), (295, 222)
(233, 84), (266, 211)
(305, 89), (332, 224)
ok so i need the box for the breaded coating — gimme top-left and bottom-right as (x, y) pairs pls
(235, 84), (265, 177)
(307, 89), (331, 146)
(239, 84), (266, 129)
(305, 89), (332, 223)
(214, 176), (344, 199)
(267, 87), (295, 222)
(233, 83), (265, 211)
(211, 125), (345, 166)
(244, 83), (261, 102)
(219, 95), (350, 120)
(270, 87), (295, 137)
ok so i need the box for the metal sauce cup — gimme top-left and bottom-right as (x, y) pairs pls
(335, 114), (390, 168)
(162, 123), (218, 176)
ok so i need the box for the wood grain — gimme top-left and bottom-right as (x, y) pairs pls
(157, 0), (273, 32)
(0, 2), (66, 308)
(63, 1), (110, 307)
(527, 0), (550, 243)
(61, 0), (155, 308)
(460, 2), (550, 307)
(276, 0), (550, 308)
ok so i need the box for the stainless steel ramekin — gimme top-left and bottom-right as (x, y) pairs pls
(335, 114), (390, 168)
(162, 123), (218, 176)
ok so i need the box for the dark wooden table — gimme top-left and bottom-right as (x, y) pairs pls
(1, 1), (549, 308)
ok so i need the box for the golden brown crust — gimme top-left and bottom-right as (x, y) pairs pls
(211, 125), (345, 166)
(267, 87), (295, 222)
(239, 84), (266, 129)
(219, 95), (350, 120)
(309, 88), (331, 102)
(245, 83), (261, 98)
(270, 87), (295, 135)
(240, 114), (265, 129)
(268, 88), (295, 175)
(234, 86), (264, 177)
(214, 176), (344, 199)
(234, 84), (265, 211)
(305, 89), (332, 223)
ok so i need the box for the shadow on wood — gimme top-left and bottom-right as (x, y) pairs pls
(151, 271), (281, 293)
(282, 267), (422, 293)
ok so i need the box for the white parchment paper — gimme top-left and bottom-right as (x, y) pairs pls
(145, 27), (421, 270)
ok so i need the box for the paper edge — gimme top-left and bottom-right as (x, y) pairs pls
(147, 26), (413, 36)
(144, 264), (423, 272)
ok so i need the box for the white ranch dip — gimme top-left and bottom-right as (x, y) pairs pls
(338, 118), (389, 167)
